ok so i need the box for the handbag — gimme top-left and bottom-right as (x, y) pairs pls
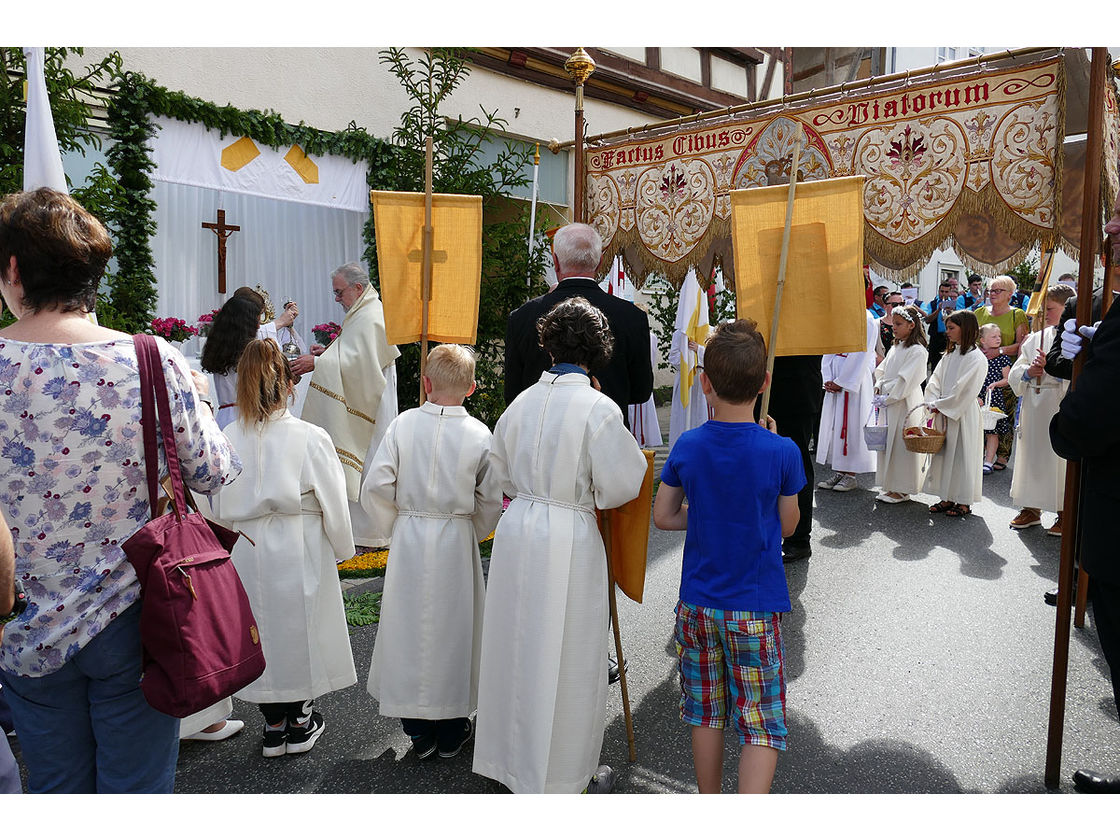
(121, 334), (266, 718)
(862, 397), (888, 452)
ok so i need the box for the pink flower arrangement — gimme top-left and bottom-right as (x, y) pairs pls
(312, 322), (342, 346)
(150, 317), (199, 343)
(197, 308), (221, 325)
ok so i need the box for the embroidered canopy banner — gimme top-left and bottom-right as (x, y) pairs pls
(586, 57), (1069, 286)
(370, 190), (483, 345)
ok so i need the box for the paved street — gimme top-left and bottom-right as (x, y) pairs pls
(7, 412), (1118, 795)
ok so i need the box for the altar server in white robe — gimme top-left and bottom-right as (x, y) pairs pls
(209, 340), (356, 757)
(923, 310), (988, 516)
(474, 297), (647, 794)
(628, 331), (664, 448)
(872, 304), (930, 503)
(816, 310), (878, 491)
(1008, 284), (1075, 533)
(363, 345), (503, 760)
(669, 268), (711, 449)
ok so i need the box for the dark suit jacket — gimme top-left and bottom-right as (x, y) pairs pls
(1045, 290), (1105, 380)
(504, 277), (654, 421)
(766, 354), (824, 422)
(1049, 300), (1120, 582)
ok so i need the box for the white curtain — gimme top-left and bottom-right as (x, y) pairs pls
(149, 180), (368, 350)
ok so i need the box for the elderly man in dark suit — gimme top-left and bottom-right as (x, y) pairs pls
(504, 223), (654, 423)
(1048, 200), (1120, 793)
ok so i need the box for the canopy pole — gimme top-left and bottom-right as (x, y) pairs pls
(1044, 45), (1108, 790)
(419, 135), (434, 406)
(759, 124), (804, 423)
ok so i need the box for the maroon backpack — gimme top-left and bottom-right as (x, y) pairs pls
(122, 334), (265, 718)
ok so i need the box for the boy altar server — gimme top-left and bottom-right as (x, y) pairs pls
(816, 309), (878, 491)
(363, 345), (503, 760)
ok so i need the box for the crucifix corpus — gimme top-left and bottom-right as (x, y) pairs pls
(202, 209), (240, 294)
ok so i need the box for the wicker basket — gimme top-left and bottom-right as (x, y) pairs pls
(980, 388), (1004, 432)
(902, 405), (946, 454)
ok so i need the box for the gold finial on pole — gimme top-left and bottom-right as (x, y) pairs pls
(564, 48), (596, 224)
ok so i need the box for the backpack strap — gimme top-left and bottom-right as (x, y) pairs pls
(133, 334), (189, 522)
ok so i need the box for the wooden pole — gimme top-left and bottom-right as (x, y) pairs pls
(759, 124), (804, 422)
(1044, 46), (1108, 790)
(602, 514), (637, 762)
(419, 135), (434, 406)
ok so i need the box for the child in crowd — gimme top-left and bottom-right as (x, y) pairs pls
(363, 345), (502, 761)
(923, 310), (987, 517)
(978, 323), (1014, 474)
(209, 340), (357, 757)
(653, 319), (804, 794)
(1008, 284), (1076, 532)
(872, 305), (929, 503)
(473, 297), (647, 794)
(816, 310), (879, 492)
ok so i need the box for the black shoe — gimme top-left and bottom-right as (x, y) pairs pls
(782, 544), (811, 563)
(261, 725), (287, 758)
(411, 731), (438, 760)
(1044, 584), (1078, 607)
(437, 718), (474, 759)
(1072, 768), (1120, 793)
(285, 712), (325, 755)
(608, 655), (627, 684)
(584, 764), (616, 793)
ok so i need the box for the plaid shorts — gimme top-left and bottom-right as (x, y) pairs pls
(674, 600), (787, 750)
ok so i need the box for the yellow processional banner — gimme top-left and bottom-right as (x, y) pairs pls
(370, 190), (483, 345)
(731, 176), (867, 356)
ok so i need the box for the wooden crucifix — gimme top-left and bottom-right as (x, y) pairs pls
(201, 209), (240, 293)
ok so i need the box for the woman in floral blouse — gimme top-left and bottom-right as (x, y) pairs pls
(0, 188), (241, 793)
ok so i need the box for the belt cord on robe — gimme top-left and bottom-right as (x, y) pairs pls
(840, 391), (849, 456)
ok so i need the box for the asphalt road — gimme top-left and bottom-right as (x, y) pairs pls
(7, 447), (1118, 795)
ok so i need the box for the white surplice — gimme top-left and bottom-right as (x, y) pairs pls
(208, 410), (357, 704)
(816, 311), (878, 474)
(362, 402), (503, 720)
(1009, 327), (1068, 512)
(473, 372), (647, 794)
(873, 342), (929, 495)
(923, 347), (987, 505)
(628, 332), (663, 448)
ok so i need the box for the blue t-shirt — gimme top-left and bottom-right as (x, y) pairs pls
(660, 421), (806, 612)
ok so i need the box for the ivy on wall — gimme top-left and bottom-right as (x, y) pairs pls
(103, 71), (402, 333)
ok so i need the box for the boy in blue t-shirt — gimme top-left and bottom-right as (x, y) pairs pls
(653, 318), (805, 794)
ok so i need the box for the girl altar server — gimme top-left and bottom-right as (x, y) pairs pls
(872, 304), (929, 503)
(473, 297), (647, 794)
(1007, 284), (1076, 533)
(923, 310), (988, 518)
(816, 309), (879, 492)
(362, 345), (503, 760)
(209, 340), (357, 757)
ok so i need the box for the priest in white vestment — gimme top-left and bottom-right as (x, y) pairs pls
(669, 268), (711, 449)
(298, 263), (400, 547)
(362, 347), (503, 741)
(474, 297), (647, 794)
(923, 315), (988, 512)
(872, 306), (929, 502)
(816, 310), (878, 490)
(1008, 288), (1072, 532)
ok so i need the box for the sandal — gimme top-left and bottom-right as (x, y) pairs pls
(993, 461), (1007, 471)
(946, 504), (971, 517)
(929, 500), (954, 514)
(983, 463), (993, 475)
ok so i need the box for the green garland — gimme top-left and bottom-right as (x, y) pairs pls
(103, 71), (402, 333)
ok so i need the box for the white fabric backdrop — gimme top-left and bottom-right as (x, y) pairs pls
(149, 180), (368, 349)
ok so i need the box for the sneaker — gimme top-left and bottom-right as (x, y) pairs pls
(285, 712), (325, 755)
(262, 724), (287, 758)
(437, 718), (474, 759)
(411, 731), (438, 760)
(1047, 513), (1063, 537)
(833, 474), (859, 492)
(1010, 509), (1042, 529)
(817, 473), (844, 489)
(584, 764), (616, 793)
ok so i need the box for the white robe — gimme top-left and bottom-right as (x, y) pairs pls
(1009, 327), (1068, 512)
(816, 312), (878, 474)
(208, 410), (357, 703)
(350, 365), (398, 546)
(473, 372), (647, 794)
(628, 333), (663, 448)
(668, 332), (709, 449)
(874, 342), (929, 495)
(362, 402), (503, 720)
(923, 347), (987, 505)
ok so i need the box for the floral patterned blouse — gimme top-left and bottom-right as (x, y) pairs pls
(0, 336), (241, 677)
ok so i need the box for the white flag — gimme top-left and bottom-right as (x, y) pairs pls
(22, 47), (68, 194)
